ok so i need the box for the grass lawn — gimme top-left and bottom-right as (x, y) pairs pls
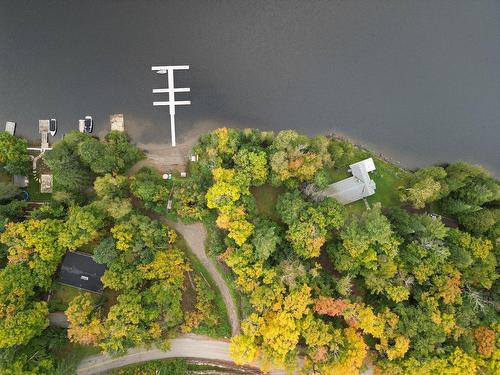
(48, 282), (107, 312)
(326, 143), (409, 214)
(367, 157), (409, 209)
(175, 237), (232, 338)
(107, 358), (250, 374)
(0, 168), (11, 184)
(54, 341), (101, 373)
(26, 172), (52, 202)
(251, 184), (284, 222)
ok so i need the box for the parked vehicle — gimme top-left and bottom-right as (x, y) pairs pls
(49, 118), (57, 136)
(84, 116), (93, 133)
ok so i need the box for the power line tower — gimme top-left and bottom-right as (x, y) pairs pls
(152, 65), (191, 147)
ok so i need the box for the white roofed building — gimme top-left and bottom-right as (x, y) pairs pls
(318, 158), (377, 204)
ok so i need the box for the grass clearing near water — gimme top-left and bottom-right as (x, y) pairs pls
(326, 144), (409, 213)
(251, 184), (284, 222)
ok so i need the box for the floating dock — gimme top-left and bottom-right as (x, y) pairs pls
(79, 119), (85, 133)
(110, 113), (124, 132)
(38, 120), (50, 150)
(5, 121), (16, 135)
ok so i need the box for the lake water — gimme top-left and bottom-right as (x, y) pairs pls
(1, 1), (499, 174)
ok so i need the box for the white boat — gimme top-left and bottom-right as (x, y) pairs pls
(84, 116), (93, 133)
(49, 119), (57, 136)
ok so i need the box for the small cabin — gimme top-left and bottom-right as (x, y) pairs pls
(58, 252), (106, 293)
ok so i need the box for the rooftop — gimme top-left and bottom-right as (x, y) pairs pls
(318, 158), (377, 204)
(58, 251), (106, 293)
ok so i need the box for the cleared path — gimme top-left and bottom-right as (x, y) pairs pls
(48, 312), (69, 328)
(77, 334), (275, 375)
(129, 156), (240, 336)
(166, 220), (240, 336)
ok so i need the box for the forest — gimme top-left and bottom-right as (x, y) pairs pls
(0, 128), (498, 374)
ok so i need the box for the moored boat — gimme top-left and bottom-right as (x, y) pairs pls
(84, 116), (93, 133)
(49, 118), (57, 136)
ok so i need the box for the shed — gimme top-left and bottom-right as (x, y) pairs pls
(58, 252), (106, 293)
(13, 175), (28, 188)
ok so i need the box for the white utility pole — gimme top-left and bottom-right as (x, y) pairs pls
(152, 65), (191, 147)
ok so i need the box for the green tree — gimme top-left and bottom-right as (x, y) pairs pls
(0, 132), (30, 175)
(233, 148), (268, 186)
(400, 166), (447, 208)
(105, 131), (143, 173)
(66, 293), (105, 345)
(278, 193), (344, 258)
(458, 208), (499, 235)
(0, 183), (18, 202)
(78, 138), (117, 174)
(43, 141), (92, 195)
(269, 131), (331, 187)
(0, 265), (49, 348)
(59, 204), (106, 250)
(93, 237), (119, 266)
(129, 167), (169, 212)
(332, 205), (398, 273)
(251, 219), (281, 260)
(94, 174), (129, 200)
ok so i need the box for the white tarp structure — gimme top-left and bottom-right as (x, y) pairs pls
(5, 121), (16, 135)
(321, 158), (376, 204)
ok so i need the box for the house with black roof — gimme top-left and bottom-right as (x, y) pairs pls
(58, 251), (106, 293)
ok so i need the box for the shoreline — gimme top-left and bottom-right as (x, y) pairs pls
(13, 122), (498, 178)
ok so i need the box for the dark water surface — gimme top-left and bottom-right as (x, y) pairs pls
(1, 1), (499, 173)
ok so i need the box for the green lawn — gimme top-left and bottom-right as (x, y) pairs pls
(54, 341), (101, 373)
(175, 237), (232, 338)
(26, 170), (52, 202)
(107, 358), (249, 374)
(0, 168), (11, 184)
(366, 157), (408, 209)
(325, 143), (409, 213)
(251, 184), (284, 222)
(48, 282), (107, 312)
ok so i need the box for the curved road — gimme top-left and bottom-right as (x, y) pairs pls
(77, 334), (282, 375)
(129, 155), (240, 336)
(166, 220), (240, 336)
